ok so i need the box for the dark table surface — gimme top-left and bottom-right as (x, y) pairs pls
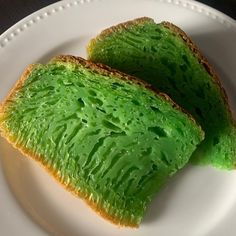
(0, 0), (235, 34)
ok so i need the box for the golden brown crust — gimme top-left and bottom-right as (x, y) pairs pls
(162, 21), (236, 127)
(0, 60), (139, 227)
(0, 54), (203, 227)
(95, 17), (153, 38)
(87, 16), (235, 130)
(52, 54), (160, 91)
(0, 127), (138, 227)
(0, 64), (38, 115)
(87, 17), (153, 57)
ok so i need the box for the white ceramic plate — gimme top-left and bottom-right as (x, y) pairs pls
(1, 0), (236, 235)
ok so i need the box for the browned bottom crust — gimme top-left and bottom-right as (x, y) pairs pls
(0, 124), (139, 228)
(0, 55), (203, 227)
(0, 56), (145, 228)
(0, 61), (139, 228)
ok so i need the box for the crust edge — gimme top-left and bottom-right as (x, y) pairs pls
(0, 61), (139, 227)
(162, 21), (236, 127)
(87, 16), (235, 130)
(52, 55), (204, 136)
(0, 54), (204, 227)
(0, 126), (139, 227)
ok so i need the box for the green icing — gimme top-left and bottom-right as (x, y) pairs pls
(1, 61), (203, 225)
(88, 19), (236, 169)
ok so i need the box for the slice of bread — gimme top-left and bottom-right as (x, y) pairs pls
(87, 17), (236, 169)
(0, 55), (203, 227)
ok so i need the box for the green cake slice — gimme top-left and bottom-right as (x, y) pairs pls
(0, 55), (203, 227)
(87, 17), (236, 169)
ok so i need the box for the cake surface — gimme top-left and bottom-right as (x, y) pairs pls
(0, 55), (204, 226)
(87, 17), (236, 169)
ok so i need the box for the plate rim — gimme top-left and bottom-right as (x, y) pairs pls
(0, 0), (236, 50)
(0, 0), (236, 236)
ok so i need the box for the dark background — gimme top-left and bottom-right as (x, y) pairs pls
(0, 0), (235, 34)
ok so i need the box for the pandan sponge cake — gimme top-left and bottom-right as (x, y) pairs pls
(0, 55), (203, 227)
(88, 17), (236, 169)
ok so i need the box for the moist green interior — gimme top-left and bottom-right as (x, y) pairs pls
(0, 62), (203, 225)
(88, 19), (236, 169)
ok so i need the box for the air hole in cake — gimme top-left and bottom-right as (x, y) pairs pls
(150, 106), (161, 113)
(77, 98), (85, 108)
(82, 119), (87, 123)
(88, 96), (103, 106)
(96, 107), (106, 113)
(151, 46), (157, 52)
(110, 131), (126, 137)
(152, 163), (158, 171)
(112, 82), (124, 88)
(88, 89), (97, 96)
(132, 100), (140, 106)
(102, 120), (121, 131)
(126, 120), (132, 126)
(142, 147), (152, 156)
(148, 126), (167, 137)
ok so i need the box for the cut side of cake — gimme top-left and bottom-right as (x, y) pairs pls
(0, 55), (204, 227)
(87, 17), (236, 169)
